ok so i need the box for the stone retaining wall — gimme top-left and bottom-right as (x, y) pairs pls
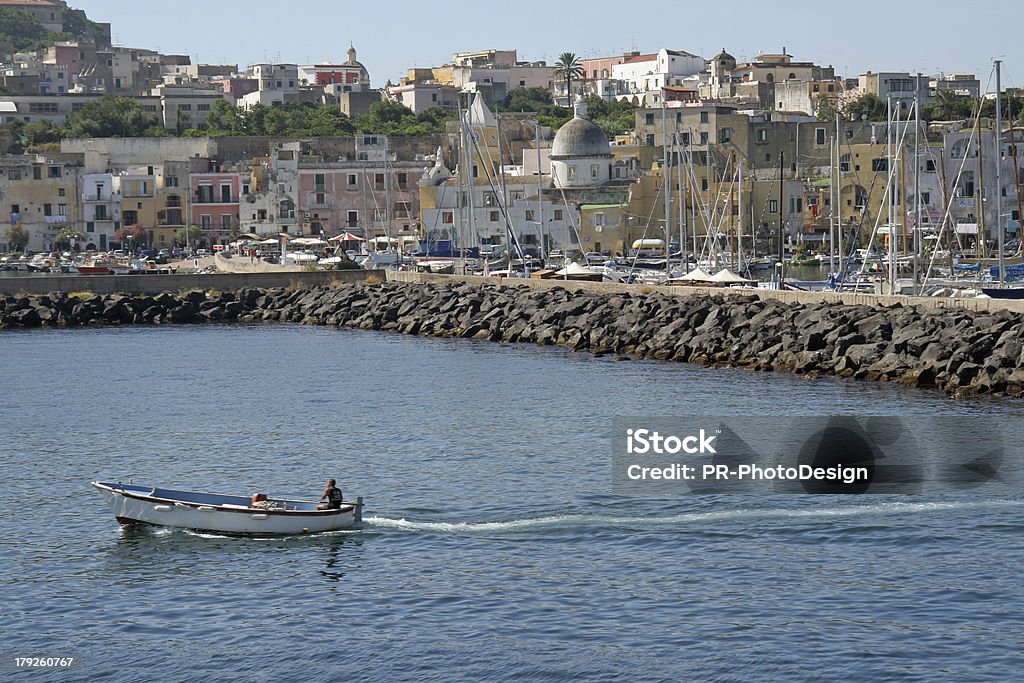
(2, 278), (1023, 398)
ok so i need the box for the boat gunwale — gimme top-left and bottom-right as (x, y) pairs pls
(91, 481), (356, 518)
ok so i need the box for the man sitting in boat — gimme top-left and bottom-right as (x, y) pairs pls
(317, 479), (343, 510)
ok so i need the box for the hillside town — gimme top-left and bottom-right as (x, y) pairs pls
(0, 0), (1021, 284)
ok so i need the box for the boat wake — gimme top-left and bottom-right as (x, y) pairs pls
(365, 499), (1023, 534)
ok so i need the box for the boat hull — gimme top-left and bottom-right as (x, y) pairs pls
(92, 482), (360, 535)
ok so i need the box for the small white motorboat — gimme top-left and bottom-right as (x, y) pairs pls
(91, 481), (363, 535)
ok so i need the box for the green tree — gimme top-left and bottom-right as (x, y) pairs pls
(924, 90), (976, 121)
(584, 95), (636, 136)
(840, 93), (887, 122)
(54, 227), (85, 251)
(64, 95), (162, 138)
(174, 225), (202, 248)
(0, 8), (54, 52)
(205, 98), (247, 136)
(504, 87), (554, 111)
(815, 95), (837, 122)
(4, 224), (29, 252)
(554, 53), (584, 102)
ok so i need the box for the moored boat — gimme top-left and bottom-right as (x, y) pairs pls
(91, 481), (363, 534)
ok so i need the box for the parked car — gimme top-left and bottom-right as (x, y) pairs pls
(196, 249), (211, 258)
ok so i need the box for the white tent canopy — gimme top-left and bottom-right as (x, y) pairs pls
(676, 267), (714, 281)
(710, 269), (753, 283)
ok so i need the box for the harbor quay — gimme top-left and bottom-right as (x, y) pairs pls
(2, 272), (1024, 399)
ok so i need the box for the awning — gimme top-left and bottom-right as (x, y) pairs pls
(329, 232), (365, 241)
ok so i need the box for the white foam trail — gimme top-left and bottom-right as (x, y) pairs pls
(365, 499), (1023, 534)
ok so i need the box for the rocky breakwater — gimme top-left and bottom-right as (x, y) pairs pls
(3, 282), (1023, 398)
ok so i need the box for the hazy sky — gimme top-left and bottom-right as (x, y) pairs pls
(74, 0), (1022, 88)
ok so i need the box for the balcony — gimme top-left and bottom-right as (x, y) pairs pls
(309, 201), (332, 210)
(83, 192), (118, 201)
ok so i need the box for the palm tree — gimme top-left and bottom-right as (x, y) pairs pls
(554, 52), (584, 104)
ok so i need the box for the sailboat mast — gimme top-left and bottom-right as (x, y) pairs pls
(836, 113), (843, 280)
(536, 121), (545, 263)
(830, 130), (836, 273)
(737, 160), (743, 273)
(996, 60), (1004, 284)
(662, 99), (671, 265)
(913, 88), (922, 295)
(680, 133), (689, 273)
(887, 95), (895, 290)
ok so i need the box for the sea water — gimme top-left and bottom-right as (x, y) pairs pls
(1, 325), (1022, 681)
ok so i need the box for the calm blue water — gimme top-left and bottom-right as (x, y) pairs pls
(1, 324), (1022, 681)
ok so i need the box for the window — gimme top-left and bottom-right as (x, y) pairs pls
(58, 187), (64, 196)
(178, 104), (191, 111)
(197, 104), (211, 111)
(700, 111), (709, 123)
(347, 210), (358, 227)
(58, 203), (66, 216)
(525, 210), (534, 222)
(871, 158), (888, 172)
(756, 129), (768, 143)
(166, 176), (179, 187)
(442, 211), (454, 224)
(48, 166), (61, 178)
(815, 128), (826, 145)
(489, 210), (499, 222)
(645, 134), (655, 146)
(789, 197), (803, 213)
(701, 178), (709, 191)
(314, 173), (325, 189)
(645, 113), (655, 125)
(347, 174), (357, 189)
(86, 221), (94, 233)
(591, 164), (599, 178)
(375, 173), (385, 190)
(242, 184), (249, 195)
(554, 209), (563, 220)
(397, 173), (407, 189)
(700, 132), (708, 145)
(95, 205), (107, 220)
(925, 160), (935, 172)
(840, 153), (851, 173)
(921, 192), (931, 205)
(315, 193), (326, 205)
(9, 169), (21, 180)
(33, 166), (42, 180)
(43, 203), (52, 216)
(220, 184), (232, 202)
(222, 215), (232, 230)
(568, 166), (576, 180)
(257, 209), (267, 220)
(719, 128), (732, 143)
(769, 200), (778, 213)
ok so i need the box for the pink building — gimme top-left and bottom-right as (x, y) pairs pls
(212, 77), (258, 99)
(296, 164), (422, 238)
(190, 172), (241, 244)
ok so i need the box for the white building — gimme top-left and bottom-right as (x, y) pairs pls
(611, 48), (705, 105)
(82, 173), (123, 251)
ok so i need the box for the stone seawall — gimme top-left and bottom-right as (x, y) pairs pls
(2, 279), (1023, 398)
(0, 268), (376, 296)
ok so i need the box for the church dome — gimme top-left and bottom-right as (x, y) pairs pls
(551, 101), (611, 159)
(713, 48), (735, 63)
